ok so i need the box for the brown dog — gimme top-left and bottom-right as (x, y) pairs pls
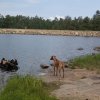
(50, 56), (64, 78)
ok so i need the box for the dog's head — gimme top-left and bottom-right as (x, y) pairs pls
(50, 56), (56, 60)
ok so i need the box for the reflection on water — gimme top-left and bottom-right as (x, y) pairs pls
(0, 34), (100, 75)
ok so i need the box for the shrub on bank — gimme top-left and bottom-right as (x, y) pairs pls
(0, 75), (57, 100)
(69, 53), (100, 70)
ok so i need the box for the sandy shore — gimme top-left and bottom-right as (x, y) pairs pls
(0, 67), (100, 100)
(0, 28), (100, 37)
(40, 68), (100, 100)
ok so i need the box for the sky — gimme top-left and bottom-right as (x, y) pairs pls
(0, 0), (100, 19)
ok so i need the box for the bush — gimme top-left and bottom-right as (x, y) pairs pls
(0, 75), (57, 100)
(69, 53), (100, 70)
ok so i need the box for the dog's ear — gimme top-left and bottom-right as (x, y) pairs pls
(50, 56), (53, 60)
(50, 55), (56, 60)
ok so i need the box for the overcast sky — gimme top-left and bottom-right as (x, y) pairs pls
(0, 0), (100, 19)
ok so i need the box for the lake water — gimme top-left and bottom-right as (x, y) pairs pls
(0, 34), (100, 75)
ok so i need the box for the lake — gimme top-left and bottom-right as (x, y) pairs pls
(0, 34), (100, 75)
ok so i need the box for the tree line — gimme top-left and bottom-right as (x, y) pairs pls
(0, 10), (100, 30)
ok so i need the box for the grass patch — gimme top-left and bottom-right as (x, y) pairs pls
(68, 53), (100, 70)
(0, 75), (57, 100)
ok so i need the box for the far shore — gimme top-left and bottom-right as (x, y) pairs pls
(0, 28), (100, 37)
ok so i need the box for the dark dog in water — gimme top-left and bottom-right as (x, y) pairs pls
(0, 58), (19, 72)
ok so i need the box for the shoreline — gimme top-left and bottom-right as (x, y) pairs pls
(0, 53), (100, 100)
(0, 28), (100, 37)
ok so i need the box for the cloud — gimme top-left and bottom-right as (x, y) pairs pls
(25, 0), (40, 4)
(0, 0), (40, 9)
(49, 15), (64, 20)
(0, 3), (27, 10)
(0, 0), (42, 16)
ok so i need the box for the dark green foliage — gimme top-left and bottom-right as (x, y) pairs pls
(0, 10), (100, 30)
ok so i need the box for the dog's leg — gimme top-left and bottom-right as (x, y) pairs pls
(54, 66), (55, 76)
(59, 69), (62, 80)
(62, 68), (64, 78)
(56, 67), (58, 76)
(59, 69), (61, 77)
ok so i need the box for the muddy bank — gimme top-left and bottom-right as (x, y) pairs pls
(40, 68), (100, 100)
(0, 28), (100, 37)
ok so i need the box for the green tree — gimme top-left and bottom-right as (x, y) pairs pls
(92, 10), (100, 30)
(0, 14), (4, 28)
